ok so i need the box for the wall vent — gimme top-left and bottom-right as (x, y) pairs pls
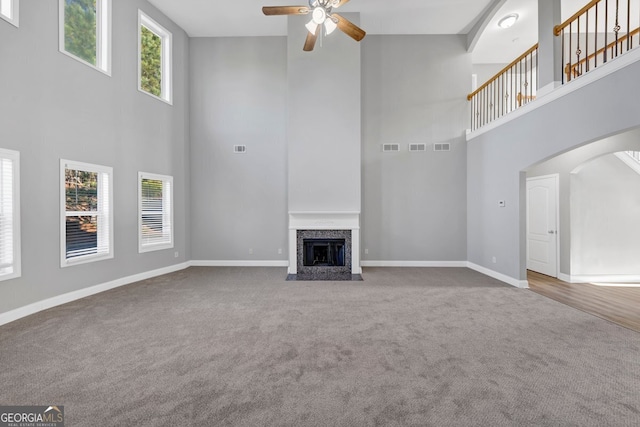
(433, 143), (451, 152)
(409, 143), (427, 152)
(233, 145), (247, 153)
(382, 143), (400, 152)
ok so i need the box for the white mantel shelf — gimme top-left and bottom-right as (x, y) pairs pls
(288, 212), (361, 275)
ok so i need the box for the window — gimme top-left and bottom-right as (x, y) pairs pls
(138, 10), (172, 104)
(139, 172), (173, 253)
(0, 148), (20, 281)
(59, 0), (111, 74)
(61, 160), (113, 267)
(0, 0), (18, 27)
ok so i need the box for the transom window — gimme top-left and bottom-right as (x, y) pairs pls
(61, 160), (113, 267)
(59, 0), (111, 74)
(0, 0), (19, 27)
(139, 172), (173, 253)
(0, 148), (20, 281)
(138, 10), (172, 104)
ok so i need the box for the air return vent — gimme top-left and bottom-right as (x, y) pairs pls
(433, 143), (451, 152)
(382, 143), (400, 152)
(233, 145), (247, 153)
(409, 143), (427, 152)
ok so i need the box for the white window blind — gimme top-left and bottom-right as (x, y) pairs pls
(61, 160), (113, 267)
(139, 172), (173, 252)
(0, 148), (20, 281)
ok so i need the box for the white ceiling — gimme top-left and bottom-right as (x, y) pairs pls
(146, 0), (590, 64)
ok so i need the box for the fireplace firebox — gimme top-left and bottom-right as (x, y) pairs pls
(303, 239), (346, 267)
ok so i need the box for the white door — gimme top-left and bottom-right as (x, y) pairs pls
(526, 175), (558, 277)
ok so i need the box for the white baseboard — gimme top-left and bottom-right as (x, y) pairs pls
(0, 262), (190, 327)
(466, 262), (529, 289)
(559, 273), (640, 284)
(361, 261), (467, 268)
(190, 260), (289, 267)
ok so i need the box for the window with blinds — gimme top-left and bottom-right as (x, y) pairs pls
(61, 160), (113, 267)
(138, 172), (173, 253)
(0, 148), (20, 281)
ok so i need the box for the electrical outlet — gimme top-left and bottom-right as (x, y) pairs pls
(278, 248), (282, 254)
(174, 251), (179, 258)
(364, 248), (369, 255)
(249, 248), (253, 255)
(492, 256), (497, 263)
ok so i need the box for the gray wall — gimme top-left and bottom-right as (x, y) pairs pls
(287, 14), (361, 213)
(527, 128), (640, 275)
(189, 37), (288, 261)
(0, 0), (190, 314)
(361, 35), (469, 262)
(467, 57), (640, 281)
(571, 153), (640, 275)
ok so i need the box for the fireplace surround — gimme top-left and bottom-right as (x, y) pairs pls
(288, 212), (361, 280)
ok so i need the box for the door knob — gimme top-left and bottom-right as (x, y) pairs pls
(548, 230), (556, 234)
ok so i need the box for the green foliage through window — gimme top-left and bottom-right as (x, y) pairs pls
(64, 0), (97, 65)
(141, 25), (162, 97)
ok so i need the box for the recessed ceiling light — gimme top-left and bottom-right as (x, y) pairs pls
(498, 13), (519, 29)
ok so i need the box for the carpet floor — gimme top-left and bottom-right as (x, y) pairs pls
(1, 267), (639, 426)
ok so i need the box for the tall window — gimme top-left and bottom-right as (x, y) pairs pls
(59, 0), (111, 74)
(138, 10), (172, 104)
(0, 0), (18, 27)
(0, 148), (20, 281)
(139, 172), (173, 253)
(61, 160), (113, 267)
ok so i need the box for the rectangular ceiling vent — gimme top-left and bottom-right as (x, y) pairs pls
(433, 143), (451, 152)
(382, 143), (400, 152)
(233, 145), (247, 153)
(409, 143), (427, 152)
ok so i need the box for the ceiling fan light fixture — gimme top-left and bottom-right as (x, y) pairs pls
(324, 17), (337, 35)
(311, 7), (327, 24)
(498, 13), (519, 29)
(305, 20), (319, 34)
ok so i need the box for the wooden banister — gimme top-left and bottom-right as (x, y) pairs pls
(554, 0), (601, 35)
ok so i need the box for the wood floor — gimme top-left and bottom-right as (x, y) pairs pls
(527, 270), (640, 333)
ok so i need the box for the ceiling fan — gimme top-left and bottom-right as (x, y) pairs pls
(262, 0), (366, 51)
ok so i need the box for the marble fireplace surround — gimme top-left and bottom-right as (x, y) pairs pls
(288, 212), (361, 275)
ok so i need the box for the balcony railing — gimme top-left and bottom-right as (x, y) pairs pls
(467, 44), (538, 131)
(555, 0), (639, 83)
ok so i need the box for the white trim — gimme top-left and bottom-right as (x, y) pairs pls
(0, 148), (20, 282)
(558, 273), (640, 284)
(467, 262), (529, 288)
(138, 10), (173, 105)
(466, 47), (640, 140)
(0, 262), (189, 327)
(58, 0), (112, 76)
(361, 261), (467, 267)
(613, 152), (640, 175)
(60, 159), (114, 268)
(138, 171), (174, 253)
(190, 260), (289, 267)
(0, 0), (19, 27)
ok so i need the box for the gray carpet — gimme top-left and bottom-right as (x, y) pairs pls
(1, 267), (639, 426)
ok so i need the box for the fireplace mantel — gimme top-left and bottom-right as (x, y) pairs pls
(288, 212), (361, 275)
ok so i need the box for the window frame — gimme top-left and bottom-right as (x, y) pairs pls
(0, 148), (21, 282)
(0, 0), (19, 27)
(58, 0), (112, 76)
(60, 159), (113, 268)
(138, 10), (173, 105)
(138, 172), (173, 253)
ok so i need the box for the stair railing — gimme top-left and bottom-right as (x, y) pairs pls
(467, 44), (538, 131)
(555, 0), (639, 83)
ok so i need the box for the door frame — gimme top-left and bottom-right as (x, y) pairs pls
(526, 173), (560, 278)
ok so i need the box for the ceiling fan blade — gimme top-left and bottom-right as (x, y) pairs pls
(333, 0), (351, 8)
(332, 13), (366, 42)
(303, 24), (321, 52)
(262, 6), (310, 16)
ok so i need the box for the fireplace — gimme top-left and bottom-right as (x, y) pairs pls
(288, 212), (362, 280)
